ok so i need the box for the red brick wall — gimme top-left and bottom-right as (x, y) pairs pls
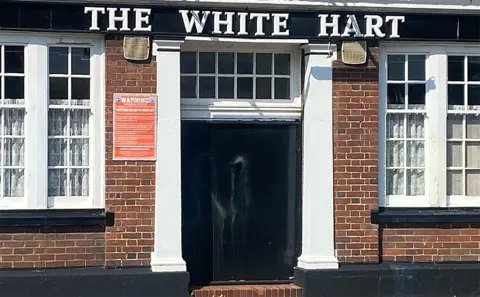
(104, 36), (156, 267)
(0, 36), (156, 269)
(333, 42), (380, 263)
(382, 225), (480, 262)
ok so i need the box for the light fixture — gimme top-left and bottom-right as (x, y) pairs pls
(123, 36), (150, 61)
(341, 41), (367, 65)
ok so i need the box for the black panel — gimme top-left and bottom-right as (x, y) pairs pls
(0, 209), (114, 227)
(181, 121), (301, 285)
(295, 263), (480, 297)
(1, 2), (480, 41)
(0, 267), (190, 297)
(371, 207), (480, 224)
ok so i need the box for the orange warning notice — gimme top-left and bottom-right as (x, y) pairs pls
(113, 93), (157, 160)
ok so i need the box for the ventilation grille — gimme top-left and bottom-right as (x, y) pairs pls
(341, 41), (367, 65)
(123, 36), (150, 61)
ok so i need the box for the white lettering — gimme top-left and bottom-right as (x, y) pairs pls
(386, 16), (405, 38)
(133, 8), (151, 31)
(180, 10), (211, 34)
(238, 12), (248, 36)
(107, 8), (130, 31)
(364, 15), (384, 38)
(272, 13), (289, 36)
(318, 14), (340, 37)
(342, 15), (363, 37)
(250, 13), (270, 36)
(84, 7), (105, 31)
(212, 11), (235, 35)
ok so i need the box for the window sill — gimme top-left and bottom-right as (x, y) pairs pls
(0, 209), (114, 227)
(371, 207), (480, 224)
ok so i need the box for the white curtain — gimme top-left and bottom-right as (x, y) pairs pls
(3, 109), (25, 197)
(386, 113), (425, 196)
(48, 109), (89, 197)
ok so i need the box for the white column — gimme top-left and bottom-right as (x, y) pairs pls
(151, 39), (186, 272)
(297, 43), (339, 270)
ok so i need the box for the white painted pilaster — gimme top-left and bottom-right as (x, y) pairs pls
(151, 39), (187, 273)
(297, 43), (339, 270)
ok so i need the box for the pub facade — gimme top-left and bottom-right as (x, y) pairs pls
(1, 0), (480, 296)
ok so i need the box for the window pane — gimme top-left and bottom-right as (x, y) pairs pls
(218, 77), (234, 99)
(48, 109), (68, 136)
(386, 114), (404, 138)
(447, 142), (463, 167)
(199, 77), (215, 98)
(467, 114), (480, 139)
(4, 169), (24, 197)
(386, 141), (404, 167)
(3, 138), (24, 166)
(199, 52), (215, 74)
(256, 77), (271, 99)
(274, 54), (290, 75)
(218, 52), (234, 74)
(407, 114), (424, 138)
(181, 76), (196, 98)
(49, 47), (68, 74)
(466, 170), (480, 195)
(4, 109), (25, 136)
(71, 78), (90, 103)
(237, 53), (253, 74)
(48, 169), (67, 196)
(4, 77), (24, 102)
(468, 85), (480, 109)
(70, 139), (89, 166)
(447, 170), (463, 195)
(408, 55), (425, 81)
(48, 139), (67, 166)
(448, 84), (464, 109)
(181, 52), (196, 74)
(408, 84), (425, 109)
(70, 168), (89, 196)
(237, 77), (253, 99)
(274, 78), (289, 99)
(71, 48), (90, 75)
(407, 169), (425, 195)
(468, 56), (480, 81)
(466, 142), (480, 168)
(406, 141), (424, 167)
(256, 53), (272, 75)
(447, 114), (463, 139)
(448, 56), (464, 82)
(386, 169), (404, 195)
(49, 77), (68, 103)
(387, 84), (405, 109)
(70, 110), (90, 136)
(4, 46), (24, 73)
(387, 55), (405, 81)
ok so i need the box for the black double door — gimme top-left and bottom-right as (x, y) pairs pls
(181, 121), (301, 285)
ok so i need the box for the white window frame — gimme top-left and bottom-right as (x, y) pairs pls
(0, 32), (105, 210)
(380, 42), (480, 208)
(179, 38), (303, 121)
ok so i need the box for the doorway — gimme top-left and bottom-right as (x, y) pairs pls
(181, 121), (302, 285)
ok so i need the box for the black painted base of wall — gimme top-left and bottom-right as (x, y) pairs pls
(294, 263), (480, 297)
(0, 267), (190, 297)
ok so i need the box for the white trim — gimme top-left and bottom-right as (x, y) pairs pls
(0, 34), (105, 210)
(297, 43), (338, 270)
(151, 39), (187, 273)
